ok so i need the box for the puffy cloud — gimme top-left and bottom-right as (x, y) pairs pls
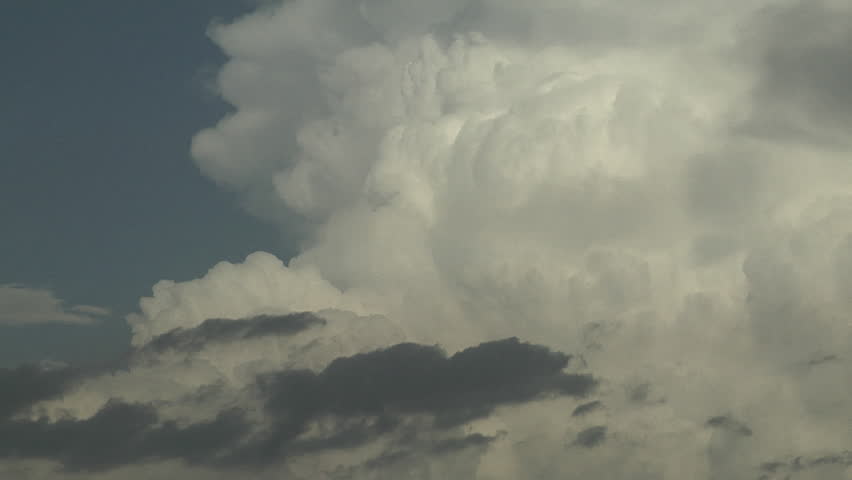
(126, 252), (367, 346)
(7, 0), (852, 477)
(0, 285), (110, 325)
(124, 0), (852, 475)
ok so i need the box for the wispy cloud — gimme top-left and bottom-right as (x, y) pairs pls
(0, 285), (110, 325)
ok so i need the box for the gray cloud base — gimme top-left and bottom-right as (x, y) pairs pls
(0, 331), (592, 474)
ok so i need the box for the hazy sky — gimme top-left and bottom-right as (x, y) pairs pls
(3, 1), (852, 479)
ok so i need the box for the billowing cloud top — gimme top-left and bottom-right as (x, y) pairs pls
(4, 0), (852, 478)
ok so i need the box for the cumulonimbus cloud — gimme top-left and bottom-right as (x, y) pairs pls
(4, 0), (852, 478)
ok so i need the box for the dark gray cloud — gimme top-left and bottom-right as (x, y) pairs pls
(259, 337), (593, 422)
(574, 426), (607, 448)
(0, 365), (78, 420)
(0, 338), (593, 472)
(572, 400), (603, 417)
(140, 312), (325, 354)
(705, 415), (753, 437)
(232, 337), (595, 466)
(759, 451), (852, 478)
(0, 400), (248, 472)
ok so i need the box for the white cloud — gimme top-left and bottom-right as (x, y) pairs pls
(0, 285), (110, 325)
(8, 0), (852, 478)
(126, 251), (369, 346)
(131, 0), (852, 476)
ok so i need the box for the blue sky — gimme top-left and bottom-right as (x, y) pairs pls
(0, 1), (289, 366)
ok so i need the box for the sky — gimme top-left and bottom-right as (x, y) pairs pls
(2, 0), (852, 479)
(0, 0), (285, 366)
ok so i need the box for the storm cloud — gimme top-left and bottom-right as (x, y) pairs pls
(234, 337), (595, 466)
(4, 0), (852, 478)
(258, 337), (592, 421)
(0, 337), (591, 474)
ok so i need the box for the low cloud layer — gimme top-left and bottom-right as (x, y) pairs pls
(4, 0), (852, 478)
(140, 312), (326, 354)
(0, 332), (591, 476)
(0, 401), (247, 472)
